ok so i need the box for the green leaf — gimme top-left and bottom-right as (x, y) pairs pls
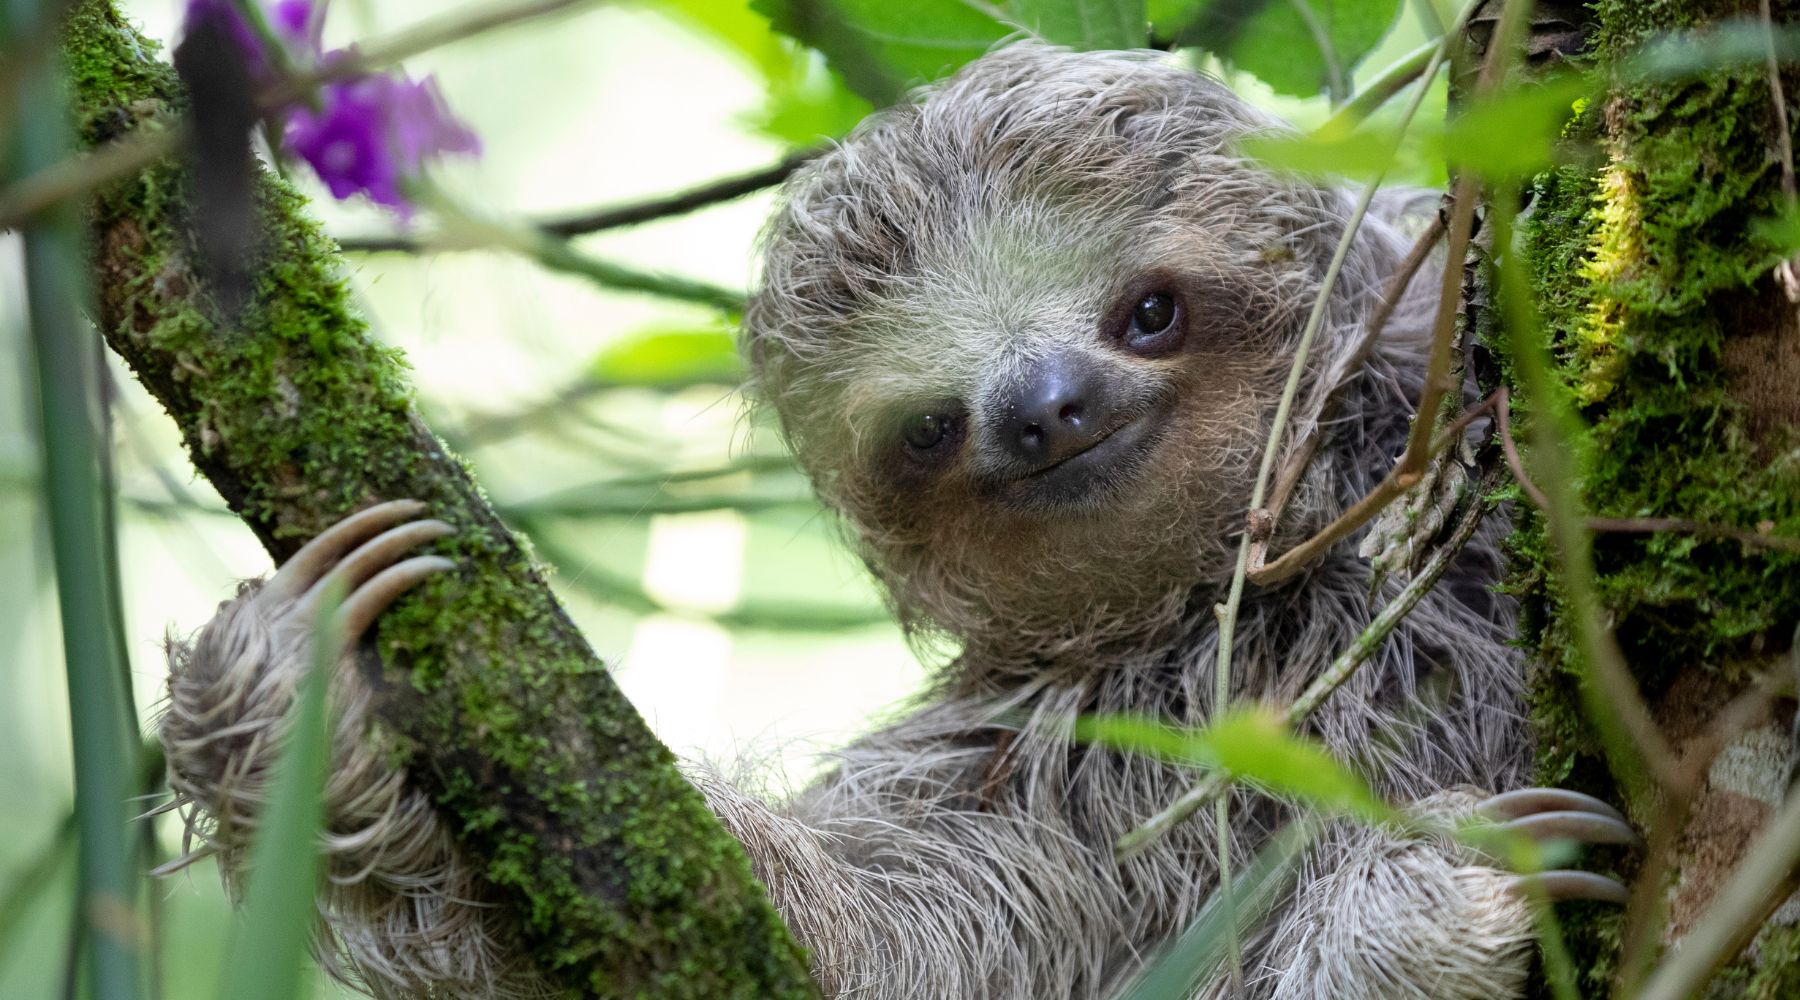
(1238, 124), (1417, 180)
(1205, 709), (1390, 822)
(1168, 0), (1404, 100)
(1010, 0), (1148, 49)
(589, 325), (745, 387)
(1439, 74), (1593, 181)
(214, 586), (338, 1000)
(753, 0), (1011, 104)
(1079, 707), (1391, 823)
(649, 0), (872, 142)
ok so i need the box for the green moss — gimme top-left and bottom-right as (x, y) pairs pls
(1513, 2), (1800, 994)
(64, 2), (815, 995)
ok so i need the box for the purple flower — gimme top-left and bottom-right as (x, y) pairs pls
(270, 0), (323, 54)
(284, 74), (481, 214)
(180, 0), (482, 216)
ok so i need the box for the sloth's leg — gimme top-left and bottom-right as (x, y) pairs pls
(161, 502), (555, 998)
(1257, 787), (1633, 1000)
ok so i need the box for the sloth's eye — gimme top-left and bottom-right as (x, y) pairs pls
(1131, 293), (1176, 336)
(903, 413), (951, 451)
(1113, 285), (1186, 357)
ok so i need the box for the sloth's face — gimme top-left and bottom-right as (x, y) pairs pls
(766, 199), (1302, 644)
(745, 44), (1330, 646)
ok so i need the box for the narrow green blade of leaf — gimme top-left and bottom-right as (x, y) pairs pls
(16, 8), (143, 994)
(1009, 0), (1148, 49)
(1170, 0), (1404, 100)
(1077, 714), (1215, 761)
(214, 586), (339, 1000)
(1116, 817), (1319, 999)
(589, 325), (744, 387)
(1204, 709), (1391, 823)
(1079, 708), (1390, 823)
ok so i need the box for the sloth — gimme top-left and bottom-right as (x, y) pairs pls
(160, 43), (1636, 1000)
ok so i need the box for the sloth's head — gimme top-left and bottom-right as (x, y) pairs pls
(745, 43), (1373, 651)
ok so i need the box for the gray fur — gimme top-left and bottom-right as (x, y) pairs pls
(160, 43), (1538, 999)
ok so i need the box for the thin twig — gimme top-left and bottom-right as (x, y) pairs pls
(1617, 675), (1784, 994)
(1586, 517), (1800, 554)
(0, 125), (181, 231)
(1759, 0), (1800, 302)
(1396, 0), (1535, 483)
(1203, 0), (1476, 885)
(1500, 389), (1800, 554)
(530, 235), (745, 310)
(1317, 40), (1438, 134)
(1495, 386), (1551, 508)
(1489, 174), (1681, 795)
(1117, 478), (1496, 860)
(1398, 172), (1480, 481)
(538, 149), (816, 234)
(1635, 786), (1800, 1000)
(339, 148), (822, 252)
(1261, 213), (1450, 551)
(1249, 389), (1499, 587)
(260, 0), (601, 108)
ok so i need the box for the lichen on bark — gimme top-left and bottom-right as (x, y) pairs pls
(1509, 0), (1800, 993)
(60, 2), (816, 995)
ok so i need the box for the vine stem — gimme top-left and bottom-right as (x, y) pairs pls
(0, 0), (602, 230)
(1634, 781), (1800, 1000)
(1118, 432), (1498, 860)
(1200, 0), (1482, 885)
(339, 148), (822, 252)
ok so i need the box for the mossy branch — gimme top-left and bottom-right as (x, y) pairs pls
(58, 3), (815, 996)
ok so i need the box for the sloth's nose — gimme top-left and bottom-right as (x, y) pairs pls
(1001, 354), (1113, 468)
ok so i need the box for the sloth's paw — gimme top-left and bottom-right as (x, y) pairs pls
(257, 498), (457, 649)
(1474, 787), (1638, 904)
(161, 500), (457, 862)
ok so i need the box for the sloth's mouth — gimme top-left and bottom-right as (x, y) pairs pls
(1006, 412), (1164, 510)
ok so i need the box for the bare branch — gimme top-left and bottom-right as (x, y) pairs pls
(339, 149), (822, 252)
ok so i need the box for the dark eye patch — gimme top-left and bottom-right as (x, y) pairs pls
(1104, 271), (1190, 358)
(894, 402), (966, 466)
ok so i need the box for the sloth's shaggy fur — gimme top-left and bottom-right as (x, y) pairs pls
(161, 43), (1539, 999)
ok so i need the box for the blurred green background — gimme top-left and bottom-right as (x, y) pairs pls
(1, 1), (1441, 995)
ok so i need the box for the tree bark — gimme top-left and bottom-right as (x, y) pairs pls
(1505, 1), (1800, 995)
(58, 3), (815, 996)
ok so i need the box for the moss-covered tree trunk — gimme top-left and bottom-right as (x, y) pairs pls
(57, 3), (814, 996)
(1510, 1), (1800, 995)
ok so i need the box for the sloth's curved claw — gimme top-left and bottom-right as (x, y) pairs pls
(263, 499), (430, 603)
(1501, 810), (1643, 848)
(294, 519), (456, 620)
(1479, 788), (1628, 825)
(1508, 870), (1630, 905)
(334, 555), (457, 647)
